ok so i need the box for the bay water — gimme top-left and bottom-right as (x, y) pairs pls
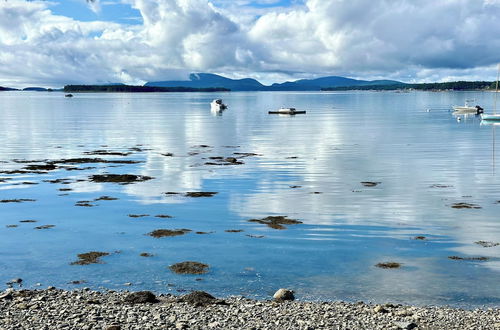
(0, 90), (499, 307)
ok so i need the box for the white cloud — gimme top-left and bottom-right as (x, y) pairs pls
(1, 0), (500, 87)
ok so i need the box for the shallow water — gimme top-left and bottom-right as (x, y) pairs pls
(0, 90), (499, 307)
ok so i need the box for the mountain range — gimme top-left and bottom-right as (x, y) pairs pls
(145, 73), (402, 91)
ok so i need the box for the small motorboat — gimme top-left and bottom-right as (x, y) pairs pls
(210, 99), (227, 112)
(65, 94), (74, 98)
(268, 107), (306, 115)
(452, 100), (483, 114)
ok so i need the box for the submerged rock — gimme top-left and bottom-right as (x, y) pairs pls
(185, 192), (218, 197)
(248, 216), (302, 230)
(475, 241), (499, 248)
(89, 174), (153, 184)
(375, 262), (401, 269)
(147, 229), (191, 238)
(94, 196), (119, 201)
(361, 181), (381, 187)
(451, 202), (481, 209)
(155, 214), (173, 218)
(23, 164), (57, 171)
(0, 199), (36, 203)
(84, 150), (131, 156)
(169, 261), (209, 274)
(448, 256), (489, 261)
(34, 225), (55, 230)
(273, 289), (295, 301)
(71, 251), (110, 265)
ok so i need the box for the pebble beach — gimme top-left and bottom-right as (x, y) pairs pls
(1, 288), (498, 329)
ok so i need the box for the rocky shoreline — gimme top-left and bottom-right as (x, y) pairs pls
(0, 288), (498, 329)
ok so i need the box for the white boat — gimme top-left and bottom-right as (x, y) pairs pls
(268, 107), (306, 115)
(452, 99), (483, 114)
(210, 99), (227, 112)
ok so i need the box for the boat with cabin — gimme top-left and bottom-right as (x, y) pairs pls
(210, 99), (227, 112)
(452, 99), (483, 114)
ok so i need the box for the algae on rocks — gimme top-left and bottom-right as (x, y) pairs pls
(248, 216), (302, 230)
(71, 251), (110, 265)
(169, 261), (209, 274)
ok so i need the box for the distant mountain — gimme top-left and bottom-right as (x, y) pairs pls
(0, 86), (18, 91)
(146, 73), (265, 91)
(267, 76), (402, 91)
(146, 73), (402, 91)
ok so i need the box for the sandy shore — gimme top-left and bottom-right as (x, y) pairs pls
(0, 288), (498, 329)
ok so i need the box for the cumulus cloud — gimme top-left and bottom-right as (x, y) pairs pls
(1, 0), (500, 87)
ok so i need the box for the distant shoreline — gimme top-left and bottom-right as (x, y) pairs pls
(63, 85), (230, 93)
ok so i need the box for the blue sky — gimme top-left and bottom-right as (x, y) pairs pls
(1, 0), (500, 87)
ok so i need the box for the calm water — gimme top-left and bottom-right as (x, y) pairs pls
(0, 90), (499, 308)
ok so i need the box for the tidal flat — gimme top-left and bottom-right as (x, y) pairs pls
(0, 91), (499, 310)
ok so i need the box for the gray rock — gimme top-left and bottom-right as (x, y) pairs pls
(273, 288), (295, 301)
(124, 291), (157, 304)
(394, 321), (418, 329)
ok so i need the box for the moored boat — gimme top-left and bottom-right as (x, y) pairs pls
(452, 100), (483, 114)
(268, 107), (306, 115)
(210, 99), (227, 112)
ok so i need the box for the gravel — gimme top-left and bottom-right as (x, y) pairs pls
(0, 288), (498, 329)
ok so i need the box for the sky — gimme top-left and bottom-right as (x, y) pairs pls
(1, 0), (500, 88)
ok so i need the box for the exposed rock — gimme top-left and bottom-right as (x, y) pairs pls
(248, 216), (302, 230)
(361, 181), (381, 187)
(94, 196), (119, 201)
(89, 174), (153, 184)
(394, 321), (418, 329)
(84, 150), (131, 156)
(273, 289), (295, 301)
(169, 261), (209, 274)
(34, 225), (55, 230)
(23, 164), (57, 171)
(155, 214), (173, 218)
(375, 262), (401, 269)
(451, 202), (481, 209)
(185, 192), (218, 197)
(71, 251), (110, 265)
(225, 229), (244, 233)
(474, 241), (499, 248)
(124, 291), (157, 304)
(448, 256), (489, 261)
(147, 229), (191, 238)
(179, 291), (217, 306)
(0, 199), (36, 203)
(373, 305), (389, 313)
(128, 214), (149, 218)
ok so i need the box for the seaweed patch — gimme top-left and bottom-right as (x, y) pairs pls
(248, 216), (302, 230)
(71, 251), (110, 265)
(169, 261), (209, 275)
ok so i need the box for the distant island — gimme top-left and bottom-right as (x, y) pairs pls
(322, 81), (496, 91)
(63, 85), (230, 93)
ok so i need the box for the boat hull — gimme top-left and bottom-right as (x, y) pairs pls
(481, 114), (500, 121)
